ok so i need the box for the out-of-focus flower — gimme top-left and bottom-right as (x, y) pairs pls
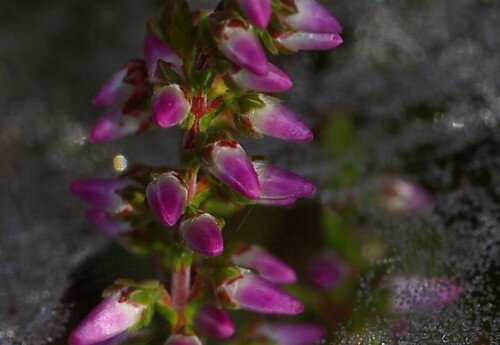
(388, 276), (460, 313)
(252, 323), (324, 345)
(308, 251), (345, 290)
(151, 85), (191, 128)
(146, 171), (188, 227)
(164, 334), (202, 345)
(194, 302), (235, 339)
(216, 21), (269, 75)
(383, 179), (434, 213)
(236, 0), (271, 28)
(283, 0), (342, 34)
(275, 31), (343, 52)
(143, 34), (183, 82)
(71, 178), (135, 213)
(203, 139), (261, 200)
(217, 268), (303, 315)
(227, 64), (292, 93)
(86, 208), (132, 238)
(252, 160), (315, 201)
(230, 244), (297, 284)
(89, 109), (149, 143)
(69, 290), (145, 345)
(180, 213), (224, 257)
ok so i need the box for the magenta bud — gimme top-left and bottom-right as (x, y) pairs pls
(71, 178), (133, 212)
(253, 323), (324, 345)
(151, 85), (191, 128)
(89, 110), (147, 143)
(309, 251), (344, 290)
(92, 67), (134, 108)
(205, 140), (261, 200)
(229, 64), (292, 93)
(253, 160), (315, 201)
(284, 0), (342, 34)
(383, 180), (434, 213)
(276, 32), (343, 52)
(194, 302), (235, 339)
(389, 276), (460, 313)
(180, 213), (224, 257)
(86, 208), (131, 237)
(242, 95), (313, 142)
(217, 269), (304, 315)
(164, 335), (202, 345)
(146, 171), (187, 227)
(217, 23), (269, 75)
(143, 34), (183, 82)
(69, 290), (145, 345)
(231, 245), (297, 284)
(237, 0), (271, 28)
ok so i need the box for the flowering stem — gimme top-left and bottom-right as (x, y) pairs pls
(171, 260), (191, 331)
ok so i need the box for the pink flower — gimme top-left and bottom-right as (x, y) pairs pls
(194, 302), (235, 339)
(143, 34), (183, 82)
(180, 213), (224, 257)
(146, 171), (187, 227)
(252, 323), (324, 345)
(236, 0), (271, 28)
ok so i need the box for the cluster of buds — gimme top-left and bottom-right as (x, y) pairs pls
(71, 0), (342, 343)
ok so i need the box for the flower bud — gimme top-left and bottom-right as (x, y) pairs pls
(164, 335), (202, 345)
(92, 66), (134, 108)
(231, 245), (297, 284)
(180, 213), (224, 257)
(283, 0), (342, 34)
(252, 323), (324, 345)
(89, 110), (147, 143)
(237, 0), (271, 29)
(275, 32), (343, 52)
(383, 180), (433, 213)
(241, 95), (312, 142)
(217, 22), (269, 75)
(309, 251), (344, 290)
(389, 276), (460, 313)
(151, 85), (191, 128)
(204, 139), (261, 200)
(143, 34), (183, 82)
(86, 208), (132, 237)
(252, 160), (315, 201)
(228, 64), (292, 93)
(146, 171), (187, 227)
(217, 268), (303, 315)
(194, 302), (235, 339)
(71, 178), (133, 212)
(69, 290), (145, 345)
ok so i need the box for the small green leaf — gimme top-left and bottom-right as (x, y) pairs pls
(256, 29), (278, 55)
(156, 301), (178, 328)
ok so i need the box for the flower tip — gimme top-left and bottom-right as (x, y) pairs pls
(237, 0), (271, 29)
(180, 213), (224, 257)
(194, 303), (235, 339)
(151, 85), (190, 129)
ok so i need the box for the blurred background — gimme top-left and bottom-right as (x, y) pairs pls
(0, 0), (498, 344)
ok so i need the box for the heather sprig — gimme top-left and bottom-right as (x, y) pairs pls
(70, 0), (342, 343)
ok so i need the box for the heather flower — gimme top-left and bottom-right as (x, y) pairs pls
(180, 213), (224, 257)
(203, 139), (261, 200)
(283, 0), (342, 34)
(217, 268), (303, 315)
(240, 95), (313, 142)
(164, 334), (202, 345)
(194, 302), (235, 339)
(89, 109), (148, 143)
(92, 67), (135, 108)
(236, 0), (271, 29)
(146, 171), (188, 227)
(143, 34), (183, 82)
(69, 290), (145, 345)
(71, 178), (134, 213)
(217, 21), (269, 75)
(230, 244), (297, 284)
(275, 31), (343, 52)
(252, 160), (315, 201)
(383, 180), (434, 213)
(388, 276), (460, 313)
(252, 323), (324, 345)
(227, 64), (292, 93)
(309, 251), (345, 290)
(151, 85), (191, 128)
(86, 208), (132, 238)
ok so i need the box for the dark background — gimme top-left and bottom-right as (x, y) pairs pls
(0, 0), (498, 343)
